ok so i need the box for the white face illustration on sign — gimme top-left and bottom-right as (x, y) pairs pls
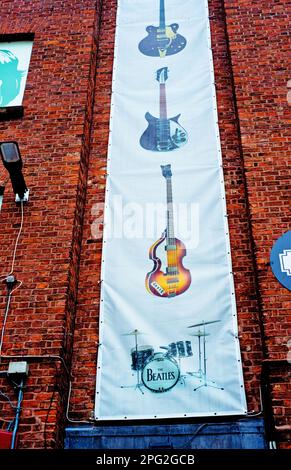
(279, 250), (291, 276)
(0, 41), (33, 107)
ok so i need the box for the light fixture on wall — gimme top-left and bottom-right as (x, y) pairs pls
(0, 141), (29, 202)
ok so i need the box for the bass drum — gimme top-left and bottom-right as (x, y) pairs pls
(141, 352), (180, 393)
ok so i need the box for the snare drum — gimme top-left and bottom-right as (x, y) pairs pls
(131, 345), (154, 371)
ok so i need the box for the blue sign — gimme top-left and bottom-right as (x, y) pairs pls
(270, 230), (291, 291)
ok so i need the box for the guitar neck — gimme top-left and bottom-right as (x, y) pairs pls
(159, 84), (167, 120)
(166, 177), (175, 245)
(159, 0), (166, 30)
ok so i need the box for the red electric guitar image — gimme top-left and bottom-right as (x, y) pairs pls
(146, 164), (191, 298)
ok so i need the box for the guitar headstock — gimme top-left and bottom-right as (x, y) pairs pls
(156, 67), (169, 84)
(161, 164), (172, 179)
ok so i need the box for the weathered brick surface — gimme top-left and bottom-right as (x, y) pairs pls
(0, 0), (101, 448)
(0, 0), (290, 449)
(224, 0), (291, 446)
(69, 0), (290, 448)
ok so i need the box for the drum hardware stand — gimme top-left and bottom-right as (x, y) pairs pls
(187, 330), (209, 380)
(177, 357), (187, 385)
(161, 344), (189, 386)
(121, 329), (145, 395)
(187, 320), (224, 392)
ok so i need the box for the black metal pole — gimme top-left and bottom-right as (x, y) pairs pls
(11, 379), (24, 449)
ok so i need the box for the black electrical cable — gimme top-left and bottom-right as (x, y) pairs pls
(0, 355), (70, 378)
(0, 355), (73, 447)
(44, 362), (58, 450)
(7, 419), (15, 432)
(0, 285), (13, 357)
(0, 388), (16, 409)
(0, 200), (24, 281)
(180, 424), (208, 449)
(10, 379), (24, 449)
(0, 201), (24, 358)
(0, 418), (14, 431)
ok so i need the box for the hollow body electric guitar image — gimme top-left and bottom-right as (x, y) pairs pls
(146, 165), (191, 298)
(140, 67), (188, 152)
(138, 0), (187, 58)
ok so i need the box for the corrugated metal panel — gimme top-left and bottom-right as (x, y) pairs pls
(65, 418), (266, 449)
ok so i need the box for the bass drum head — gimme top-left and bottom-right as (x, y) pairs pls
(141, 352), (180, 393)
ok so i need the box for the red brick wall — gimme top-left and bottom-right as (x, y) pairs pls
(0, 0), (290, 449)
(224, 0), (291, 447)
(0, 0), (101, 448)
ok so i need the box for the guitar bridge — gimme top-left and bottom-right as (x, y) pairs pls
(168, 292), (176, 298)
(166, 267), (178, 275)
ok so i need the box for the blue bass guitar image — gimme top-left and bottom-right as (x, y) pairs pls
(138, 0), (187, 58)
(140, 67), (188, 152)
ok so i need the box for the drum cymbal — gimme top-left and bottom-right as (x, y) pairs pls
(160, 346), (169, 350)
(122, 329), (147, 336)
(188, 320), (221, 328)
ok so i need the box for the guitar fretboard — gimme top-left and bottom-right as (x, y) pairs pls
(166, 179), (175, 241)
(159, 83), (167, 120)
(159, 0), (166, 30)
(165, 177), (178, 270)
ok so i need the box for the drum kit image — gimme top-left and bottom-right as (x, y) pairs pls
(121, 319), (224, 394)
(121, 329), (182, 394)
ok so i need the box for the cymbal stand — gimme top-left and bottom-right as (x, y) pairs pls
(178, 356), (187, 385)
(187, 331), (203, 380)
(121, 330), (144, 395)
(193, 323), (223, 392)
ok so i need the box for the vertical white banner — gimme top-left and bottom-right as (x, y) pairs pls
(95, 0), (247, 420)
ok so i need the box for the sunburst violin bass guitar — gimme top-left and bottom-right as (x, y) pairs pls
(138, 0), (187, 58)
(146, 165), (191, 298)
(140, 67), (188, 152)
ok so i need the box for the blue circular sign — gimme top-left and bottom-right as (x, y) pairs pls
(270, 230), (291, 291)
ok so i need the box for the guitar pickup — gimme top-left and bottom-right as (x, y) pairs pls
(165, 245), (176, 251)
(167, 278), (179, 284)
